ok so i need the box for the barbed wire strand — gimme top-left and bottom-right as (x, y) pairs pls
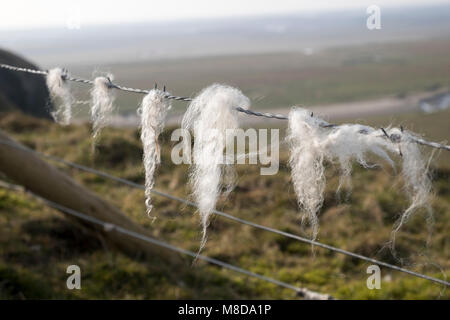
(0, 139), (448, 287)
(1, 63), (449, 151)
(0, 181), (332, 300)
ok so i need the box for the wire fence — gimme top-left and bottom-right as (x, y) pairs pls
(0, 138), (448, 287)
(1, 61), (449, 294)
(1, 63), (449, 151)
(0, 181), (332, 300)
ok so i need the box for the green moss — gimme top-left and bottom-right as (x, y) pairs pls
(0, 265), (54, 299)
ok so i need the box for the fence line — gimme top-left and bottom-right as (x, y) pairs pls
(0, 138), (447, 287)
(1, 63), (449, 151)
(0, 181), (332, 300)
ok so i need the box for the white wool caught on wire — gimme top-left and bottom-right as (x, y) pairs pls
(46, 68), (73, 125)
(182, 84), (250, 250)
(139, 89), (172, 220)
(322, 123), (395, 193)
(90, 75), (116, 142)
(385, 128), (433, 250)
(286, 108), (326, 241)
(287, 107), (432, 242)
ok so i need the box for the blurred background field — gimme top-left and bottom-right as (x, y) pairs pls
(69, 39), (450, 116)
(0, 1), (449, 299)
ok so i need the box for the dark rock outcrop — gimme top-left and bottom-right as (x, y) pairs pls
(0, 49), (52, 118)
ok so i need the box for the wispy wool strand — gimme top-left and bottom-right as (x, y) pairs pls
(139, 89), (172, 220)
(286, 108), (327, 240)
(386, 128), (433, 250)
(287, 107), (432, 242)
(182, 84), (250, 249)
(46, 68), (73, 125)
(90, 75), (116, 142)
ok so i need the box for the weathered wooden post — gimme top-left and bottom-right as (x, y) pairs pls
(0, 130), (180, 263)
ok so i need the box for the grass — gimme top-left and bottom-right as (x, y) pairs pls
(0, 109), (449, 299)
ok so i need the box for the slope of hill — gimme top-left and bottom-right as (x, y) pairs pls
(0, 49), (52, 118)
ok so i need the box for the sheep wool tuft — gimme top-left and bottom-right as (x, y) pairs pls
(90, 75), (116, 142)
(46, 68), (73, 125)
(182, 84), (250, 250)
(287, 107), (432, 243)
(139, 89), (172, 220)
(385, 128), (433, 251)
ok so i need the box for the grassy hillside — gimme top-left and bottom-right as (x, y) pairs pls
(0, 110), (448, 299)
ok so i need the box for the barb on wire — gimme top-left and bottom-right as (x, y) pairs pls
(0, 181), (332, 300)
(0, 138), (448, 287)
(2, 63), (449, 151)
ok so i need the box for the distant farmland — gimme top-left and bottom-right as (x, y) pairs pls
(63, 38), (450, 116)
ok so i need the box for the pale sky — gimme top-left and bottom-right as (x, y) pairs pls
(0, 0), (447, 31)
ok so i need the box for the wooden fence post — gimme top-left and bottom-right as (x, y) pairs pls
(0, 130), (180, 263)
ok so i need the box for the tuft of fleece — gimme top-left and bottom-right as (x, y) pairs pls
(286, 108), (327, 240)
(287, 107), (432, 243)
(182, 84), (250, 250)
(46, 68), (73, 125)
(139, 89), (172, 220)
(385, 128), (433, 251)
(90, 75), (116, 142)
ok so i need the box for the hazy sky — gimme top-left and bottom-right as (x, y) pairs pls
(0, 0), (447, 31)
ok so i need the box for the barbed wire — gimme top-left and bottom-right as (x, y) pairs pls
(0, 64), (48, 75)
(0, 181), (333, 300)
(0, 138), (448, 287)
(1, 63), (449, 151)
